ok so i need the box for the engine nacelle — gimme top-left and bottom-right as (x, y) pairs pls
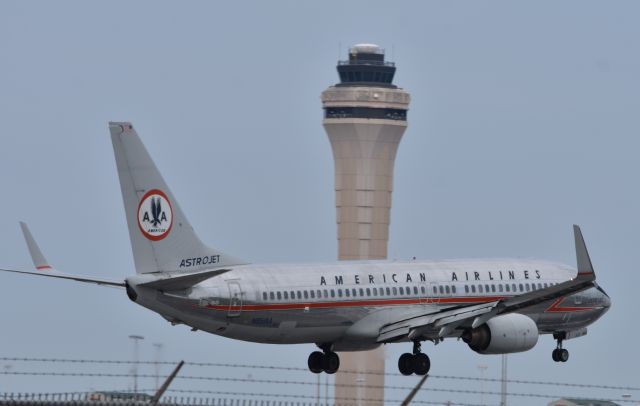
(462, 313), (538, 354)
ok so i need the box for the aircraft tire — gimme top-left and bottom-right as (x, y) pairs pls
(323, 352), (340, 374)
(559, 349), (569, 362)
(308, 351), (324, 373)
(552, 349), (559, 362)
(398, 353), (415, 376)
(413, 353), (430, 375)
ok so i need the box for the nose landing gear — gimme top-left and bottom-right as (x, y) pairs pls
(552, 333), (569, 363)
(398, 341), (430, 376)
(308, 345), (340, 374)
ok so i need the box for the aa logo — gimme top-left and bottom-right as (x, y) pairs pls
(137, 189), (173, 241)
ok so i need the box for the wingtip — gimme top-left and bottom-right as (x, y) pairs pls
(19, 223), (53, 271)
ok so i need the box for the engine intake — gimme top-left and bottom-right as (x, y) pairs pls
(462, 313), (538, 354)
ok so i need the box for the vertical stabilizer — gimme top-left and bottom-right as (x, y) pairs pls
(109, 122), (246, 274)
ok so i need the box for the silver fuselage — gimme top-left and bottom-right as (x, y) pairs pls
(129, 258), (610, 351)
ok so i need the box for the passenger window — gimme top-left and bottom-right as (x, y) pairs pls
(485, 284), (490, 292)
(330, 290), (335, 298)
(345, 289), (351, 297)
(310, 290), (315, 299)
(498, 284), (503, 292)
(269, 292), (275, 300)
(505, 284), (510, 292)
(317, 290), (321, 298)
(421, 286), (426, 294)
(491, 285), (496, 293)
(452, 285), (456, 294)
(519, 284), (524, 292)
(392, 287), (398, 295)
(439, 286), (444, 294)
(263, 292), (267, 300)
(525, 284), (530, 292)
(297, 291), (302, 299)
(413, 286), (418, 295)
(544, 283), (548, 288)
(304, 290), (309, 299)
(432, 286), (437, 294)
(386, 287), (391, 295)
(277, 292), (282, 300)
(337, 289), (342, 298)
(283, 291), (289, 300)
(372, 288), (378, 296)
(471, 285), (476, 293)
(323, 290), (328, 298)
(352, 288), (357, 296)
(445, 286), (450, 294)
(465, 285), (469, 293)
(479, 285), (484, 293)
(359, 288), (364, 296)
(538, 283), (543, 290)
(366, 288), (371, 296)
(399, 287), (404, 295)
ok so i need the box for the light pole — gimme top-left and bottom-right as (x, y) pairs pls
(153, 343), (163, 391)
(129, 335), (144, 393)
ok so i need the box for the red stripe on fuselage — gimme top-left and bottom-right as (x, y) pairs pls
(203, 296), (508, 312)
(36, 265), (52, 270)
(545, 297), (595, 313)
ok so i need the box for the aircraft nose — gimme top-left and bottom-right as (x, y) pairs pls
(602, 293), (611, 309)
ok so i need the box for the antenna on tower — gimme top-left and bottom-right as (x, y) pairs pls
(338, 42), (342, 59)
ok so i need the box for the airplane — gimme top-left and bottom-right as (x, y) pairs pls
(0, 122), (611, 376)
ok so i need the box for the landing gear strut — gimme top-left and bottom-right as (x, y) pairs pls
(552, 333), (569, 363)
(398, 341), (430, 376)
(308, 345), (340, 374)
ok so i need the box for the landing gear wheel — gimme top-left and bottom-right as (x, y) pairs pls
(323, 352), (340, 374)
(398, 353), (415, 376)
(552, 333), (569, 363)
(558, 348), (569, 362)
(413, 353), (430, 375)
(308, 351), (324, 373)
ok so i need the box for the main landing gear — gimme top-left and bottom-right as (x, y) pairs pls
(308, 345), (340, 374)
(552, 333), (569, 363)
(398, 341), (430, 376)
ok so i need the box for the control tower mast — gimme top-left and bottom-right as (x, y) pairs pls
(321, 43), (410, 405)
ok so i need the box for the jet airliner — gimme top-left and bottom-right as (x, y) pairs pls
(1, 122), (611, 375)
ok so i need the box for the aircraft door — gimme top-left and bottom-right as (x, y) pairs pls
(427, 282), (440, 304)
(227, 281), (243, 317)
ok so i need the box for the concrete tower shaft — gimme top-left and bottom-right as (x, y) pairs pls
(322, 44), (410, 406)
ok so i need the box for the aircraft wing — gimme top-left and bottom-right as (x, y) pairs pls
(0, 267), (124, 288)
(377, 225), (597, 343)
(0, 222), (125, 288)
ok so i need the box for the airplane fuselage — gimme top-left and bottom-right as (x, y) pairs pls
(129, 258), (610, 351)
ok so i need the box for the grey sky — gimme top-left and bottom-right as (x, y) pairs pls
(0, 1), (638, 404)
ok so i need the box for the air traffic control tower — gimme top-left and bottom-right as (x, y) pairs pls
(321, 44), (410, 405)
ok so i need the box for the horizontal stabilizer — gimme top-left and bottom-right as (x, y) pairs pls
(137, 268), (231, 291)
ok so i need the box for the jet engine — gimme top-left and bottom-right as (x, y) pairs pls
(462, 313), (538, 354)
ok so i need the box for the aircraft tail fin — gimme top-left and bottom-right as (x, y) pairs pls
(109, 122), (247, 274)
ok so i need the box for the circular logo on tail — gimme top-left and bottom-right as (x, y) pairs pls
(138, 189), (173, 241)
